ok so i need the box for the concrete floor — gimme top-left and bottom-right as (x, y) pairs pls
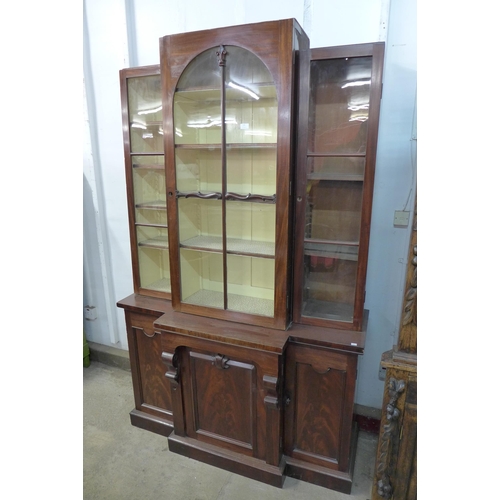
(83, 360), (377, 500)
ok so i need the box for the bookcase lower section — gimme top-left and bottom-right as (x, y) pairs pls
(117, 294), (365, 494)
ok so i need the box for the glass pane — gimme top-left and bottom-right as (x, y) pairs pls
(178, 198), (222, 250)
(226, 147), (276, 197)
(132, 155), (167, 226)
(227, 255), (274, 317)
(305, 179), (363, 243)
(180, 249), (224, 308)
(175, 148), (222, 194)
(309, 56), (372, 154)
(137, 234), (171, 294)
(128, 75), (163, 153)
(307, 156), (365, 181)
(174, 48), (222, 146)
(302, 251), (358, 322)
(226, 201), (275, 257)
(224, 46), (277, 145)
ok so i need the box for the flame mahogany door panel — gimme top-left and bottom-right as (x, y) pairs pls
(284, 342), (358, 493)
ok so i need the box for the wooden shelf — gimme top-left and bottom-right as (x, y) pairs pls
(307, 173), (364, 182)
(138, 236), (169, 250)
(175, 143), (277, 150)
(180, 235), (275, 258)
(132, 163), (165, 170)
(135, 200), (167, 210)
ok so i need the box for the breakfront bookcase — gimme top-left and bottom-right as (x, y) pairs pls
(117, 19), (384, 493)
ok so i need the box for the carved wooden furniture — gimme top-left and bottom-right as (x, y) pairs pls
(372, 197), (417, 500)
(117, 294), (174, 436)
(116, 19), (385, 494)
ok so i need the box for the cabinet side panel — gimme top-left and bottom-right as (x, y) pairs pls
(130, 312), (172, 415)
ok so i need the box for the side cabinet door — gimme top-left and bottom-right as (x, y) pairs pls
(284, 343), (357, 472)
(128, 312), (173, 422)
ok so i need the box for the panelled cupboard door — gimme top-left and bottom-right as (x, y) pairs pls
(284, 343), (357, 472)
(119, 65), (171, 299)
(161, 19), (310, 330)
(126, 311), (173, 435)
(293, 43), (384, 331)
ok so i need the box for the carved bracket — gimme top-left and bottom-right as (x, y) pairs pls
(131, 326), (158, 338)
(162, 350), (180, 385)
(375, 377), (406, 498)
(212, 354), (230, 370)
(263, 375), (279, 410)
(216, 44), (227, 66)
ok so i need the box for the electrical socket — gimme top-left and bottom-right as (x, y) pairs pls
(394, 210), (410, 227)
(84, 305), (97, 321)
(378, 364), (386, 381)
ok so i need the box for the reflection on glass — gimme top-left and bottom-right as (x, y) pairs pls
(128, 75), (163, 153)
(175, 148), (222, 194)
(307, 156), (365, 181)
(309, 56), (372, 154)
(133, 155), (166, 225)
(225, 46), (277, 145)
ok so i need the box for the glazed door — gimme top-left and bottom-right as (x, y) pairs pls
(293, 43), (384, 330)
(120, 66), (171, 298)
(162, 20), (308, 330)
(172, 45), (277, 321)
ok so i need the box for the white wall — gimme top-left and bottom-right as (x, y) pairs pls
(83, 0), (417, 409)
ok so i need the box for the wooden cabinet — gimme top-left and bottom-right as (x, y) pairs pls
(161, 19), (309, 330)
(283, 343), (358, 492)
(293, 43), (384, 331)
(116, 19), (385, 495)
(117, 294), (173, 436)
(155, 308), (289, 486)
(372, 197), (417, 500)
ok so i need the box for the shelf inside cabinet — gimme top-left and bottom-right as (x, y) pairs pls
(138, 235), (169, 250)
(304, 240), (359, 261)
(183, 289), (274, 317)
(302, 298), (354, 323)
(181, 235), (274, 257)
(307, 173), (364, 182)
(135, 200), (167, 210)
(175, 83), (277, 102)
(142, 277), (171, 293)
(132, 162), (165, 170)
(175, 143), (277, 150)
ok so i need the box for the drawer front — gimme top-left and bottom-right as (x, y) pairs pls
(128, 312), (172, 417)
